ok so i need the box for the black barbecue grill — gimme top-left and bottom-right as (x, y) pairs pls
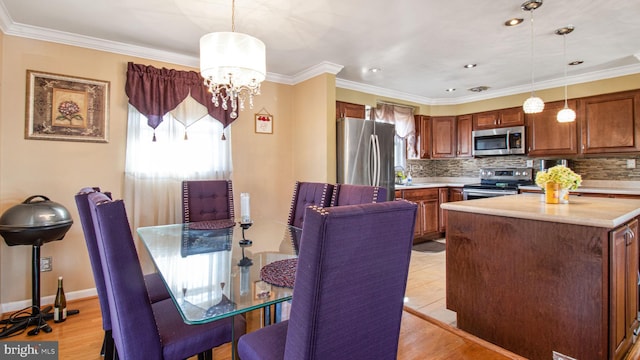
(0, 195), (74, 337)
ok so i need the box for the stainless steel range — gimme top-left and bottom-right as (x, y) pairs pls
(462, 167), (534, 200)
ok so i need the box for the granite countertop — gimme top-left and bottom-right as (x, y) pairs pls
(441, 193), (640, 228)
(394, 177), (477, 190)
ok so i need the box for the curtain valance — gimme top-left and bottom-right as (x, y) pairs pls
(125, 62), (234, 131)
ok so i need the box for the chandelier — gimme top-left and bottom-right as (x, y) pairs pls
(522, 0), (544, 114)
(556, 26), (576, 123)
(200, 0), (266, 119)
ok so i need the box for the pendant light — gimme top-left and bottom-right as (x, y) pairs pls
(521, 0), (544, 114)
(556, 26), (576, 123)
(200, 0), (266, 119)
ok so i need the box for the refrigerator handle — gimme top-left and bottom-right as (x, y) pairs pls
(371, 134), (380, 186)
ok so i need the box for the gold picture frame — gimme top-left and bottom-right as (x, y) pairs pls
(255, 113), (273, 134)
(25, 70), (110, 143)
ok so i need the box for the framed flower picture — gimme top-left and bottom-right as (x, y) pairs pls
(255, 113), (273, 134)
(25, 70), (110, 143)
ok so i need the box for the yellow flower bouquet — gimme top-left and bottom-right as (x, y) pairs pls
(535, 165), (582, 190)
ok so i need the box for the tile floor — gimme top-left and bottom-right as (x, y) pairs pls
(404, 238), (457, 327)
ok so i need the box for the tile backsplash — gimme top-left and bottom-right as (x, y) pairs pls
(407, 156), (640, 181)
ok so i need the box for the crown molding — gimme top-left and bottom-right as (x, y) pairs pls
(336, 78), (433, 105)
(292, 62), (344, 84)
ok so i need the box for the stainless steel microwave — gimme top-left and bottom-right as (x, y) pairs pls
(472, 126), (525, 156)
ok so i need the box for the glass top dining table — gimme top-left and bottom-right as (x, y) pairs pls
(138, 219), (300, 325)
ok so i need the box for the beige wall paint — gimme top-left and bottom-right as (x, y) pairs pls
(292, 74), (334, 183)
(0, 35), (294, 305)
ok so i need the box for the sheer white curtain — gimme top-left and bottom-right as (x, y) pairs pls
(124, 99), (232, 230)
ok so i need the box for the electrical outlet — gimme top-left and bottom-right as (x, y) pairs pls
(627, 159), (636, 169)
(552, 351), (577, 360)
(526, 160), (534, 167)
(40, 256), (52, 272)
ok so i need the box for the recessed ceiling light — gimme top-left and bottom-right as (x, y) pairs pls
(468, 86), (490, 92)
(568, 60), (583, 66)
(521, 0), (543, 11)
(369, 68), (381, 73)
(463, 64), (477, 69)
(554, 25), (574, 35)
(446, 88), (456, 92)
(504, 18), (524, 26)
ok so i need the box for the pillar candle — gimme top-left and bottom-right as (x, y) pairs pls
(241, 193), (251, 223)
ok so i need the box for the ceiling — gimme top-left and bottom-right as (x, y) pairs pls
(1, 0), (639, 105)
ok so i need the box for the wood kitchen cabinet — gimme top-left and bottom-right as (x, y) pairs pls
(472, 107), (524, 130)
(414, 115), (431, 159)
(449, 187), (464, 202)
(526, 99), (579, 156)
(610, 219), (638, 360)
(438, 188), (448, 232)
(336, 101), (365, 119)
(456, 114), (473, 157)
(396, 187), (442, 243)
(579, 90), (640, 154)
(431, 116), (456, 158)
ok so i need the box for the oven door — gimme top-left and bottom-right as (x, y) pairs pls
(462, 188), (518, 200)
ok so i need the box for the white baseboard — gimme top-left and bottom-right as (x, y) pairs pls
(1, 288), (97, 315)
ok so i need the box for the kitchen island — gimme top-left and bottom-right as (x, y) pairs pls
(441, 194), (640, 360)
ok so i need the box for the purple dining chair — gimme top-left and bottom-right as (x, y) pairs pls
(87, 191), (245, 359)
(329, 183), (387, 206)
(287, 181), (334, 228)
(238, 200), (418, 360)
(182, 180), (234, 223)
(74, 187), (170, 360)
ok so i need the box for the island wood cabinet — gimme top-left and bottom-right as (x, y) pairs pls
(579, 90), (640, 154)
(336, 101), (365, 119)
(610, 219), (638, 360)
(526, 99), (579, 156)
(446, 210), (640, 360)
(472, 106), (524, 130)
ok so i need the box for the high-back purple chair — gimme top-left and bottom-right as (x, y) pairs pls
(329, 183), (387, 207)
(74, 187), (170, 360)
(182, 180), (234, 223)
(238, 200), (418, 360)
(87, 191), (245, 359)
(287, 181), (334, 228)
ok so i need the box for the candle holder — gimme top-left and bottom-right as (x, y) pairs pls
(237, 222), (253, 266)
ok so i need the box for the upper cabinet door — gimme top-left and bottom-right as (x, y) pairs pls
(336, 101), (366, 119)
(526, 100), (579, 157)
(473, 107), (524, 130)
(431, 116), (456, 158)
(414, 115), (431, 159)
(579, 90), (640, 154)
(456, 115), (473, 158)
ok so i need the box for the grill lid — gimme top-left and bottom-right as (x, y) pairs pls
(0, 195), (73, 229)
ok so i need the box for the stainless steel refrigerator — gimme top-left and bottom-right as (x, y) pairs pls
(337, 117), (395, 200)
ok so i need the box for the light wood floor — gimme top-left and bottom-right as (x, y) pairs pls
(2, 247), (640, 359)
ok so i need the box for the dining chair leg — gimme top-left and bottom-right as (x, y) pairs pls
(197, 350), (213, 360)
(104, 330), (115, 360)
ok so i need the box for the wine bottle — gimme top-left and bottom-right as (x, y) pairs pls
(53, 276), (67, 323)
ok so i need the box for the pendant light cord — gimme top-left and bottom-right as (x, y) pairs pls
(231, 0), (235, 32)
(529, 10), (536, 97)
(562, 34), (568, 107)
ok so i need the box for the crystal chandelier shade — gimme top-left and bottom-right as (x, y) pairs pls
(200, 0), (266, 119)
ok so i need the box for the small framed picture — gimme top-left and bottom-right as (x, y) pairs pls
(255, 114), (273, 134)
